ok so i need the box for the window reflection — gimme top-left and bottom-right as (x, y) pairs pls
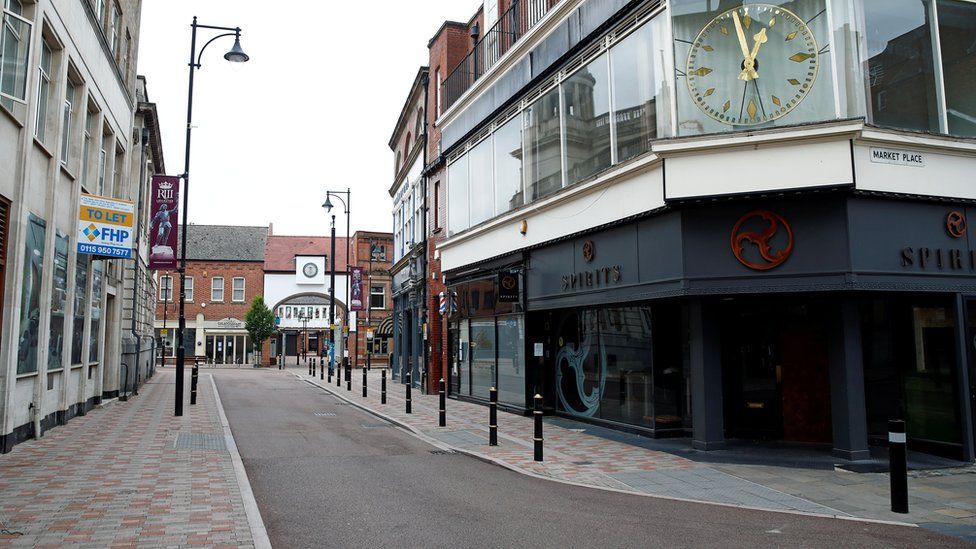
(447, 155), (469, 235)
(864, 0), (941, 133)
(524, 87), (563, 201)
(563, 53), (612, 185)
(469, 137), (494, 226)
(494, 115), (523, 214)
(936, 0), (976, 136)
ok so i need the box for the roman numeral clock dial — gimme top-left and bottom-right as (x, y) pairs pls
(684, 4), (821, 126)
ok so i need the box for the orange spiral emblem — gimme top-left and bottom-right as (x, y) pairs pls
(731, 210), (794, 271)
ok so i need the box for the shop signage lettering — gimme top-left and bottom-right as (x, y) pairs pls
(216, 318), (244, 329)
(900, 247), (976, 271)
(870, 147), (925, 168)
(561, 266), (622, 291)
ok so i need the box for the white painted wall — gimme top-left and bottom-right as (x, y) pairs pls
(264, 272), (352, 331)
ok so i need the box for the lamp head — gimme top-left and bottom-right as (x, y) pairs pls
(322, 196), (334, 213)
(224, 35), (250, 63)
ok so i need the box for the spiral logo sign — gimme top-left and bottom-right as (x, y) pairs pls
(947, 211), (967, 239)
(730, 210), (794, 271)
(582, 240), (595, 263)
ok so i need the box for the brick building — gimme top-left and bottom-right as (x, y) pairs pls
(350, 231), (393, 369)
(155, 225), (267, 365)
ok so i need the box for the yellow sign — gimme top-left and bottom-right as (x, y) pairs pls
(160, 329), (169, 335)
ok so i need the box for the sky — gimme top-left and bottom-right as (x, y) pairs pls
(137, 0), (480, 237)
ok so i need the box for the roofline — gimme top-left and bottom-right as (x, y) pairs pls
(389, 66), (430, 149)
(427, 20), (470, 48)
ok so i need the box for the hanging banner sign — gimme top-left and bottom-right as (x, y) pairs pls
(77, 194), (135, 259)
(350, 266), (364, 311)
(149, 176), (181, 270)
(498, 271), (520, 302)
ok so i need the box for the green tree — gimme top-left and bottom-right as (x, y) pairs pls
(245, 296), (276, 366)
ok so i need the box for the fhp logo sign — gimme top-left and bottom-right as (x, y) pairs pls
(730, 210), (794, 271)
(77, 194), (135, 259)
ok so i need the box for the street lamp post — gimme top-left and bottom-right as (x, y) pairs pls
(174, 17), (249, 417)
(322, 189), (351, 364)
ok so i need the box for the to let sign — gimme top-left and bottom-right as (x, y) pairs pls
(870, 147), (925, 168)
(77, 194), (135, 259)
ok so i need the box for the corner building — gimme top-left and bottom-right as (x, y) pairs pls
(436, 0), (976, 461)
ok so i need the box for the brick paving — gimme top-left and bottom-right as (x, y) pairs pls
(0, 369), (254, 549)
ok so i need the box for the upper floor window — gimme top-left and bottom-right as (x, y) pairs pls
(232, 277), (245, 302)
(60, 80), (76, 165)
(82, 107), (97, 190)
(92, 0), (104, 21)
(211, 276), (224, 302)
(1, 0), (33, 114)
(159, 275), (172, 302)
(109, 2), (121, 55)
(183, 276), (194, 302)
(370, 286), (385, 309)
(435, 68), (442, 116)
(35, 40), (53, 143)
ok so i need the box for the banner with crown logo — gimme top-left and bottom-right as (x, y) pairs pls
(149, 176), (181, 270)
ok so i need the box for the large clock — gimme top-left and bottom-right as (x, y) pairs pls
(303, 262), (318, 278)
(686, 3), (820, 126)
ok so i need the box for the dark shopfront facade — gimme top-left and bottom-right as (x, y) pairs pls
(392, 252), (426, 389)
(446, 194), (976, 461)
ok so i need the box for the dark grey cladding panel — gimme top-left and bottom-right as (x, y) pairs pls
(682, 199), (850, 280)
(847, 198), (974, 276)
(637, 212), (683, 284)
(580, 0), (634, 36)
(527, 237), (576, 299)
(530, 20), (572, 79)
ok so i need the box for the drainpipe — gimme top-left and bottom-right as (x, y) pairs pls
(421, 71), (430, 393)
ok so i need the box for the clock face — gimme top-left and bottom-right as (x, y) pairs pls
(303, 262), (318, 278)
(686, 4), (820, 126)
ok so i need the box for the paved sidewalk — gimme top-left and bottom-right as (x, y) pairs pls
(298, 368), (976, 541)
(0, 369), (257, 548)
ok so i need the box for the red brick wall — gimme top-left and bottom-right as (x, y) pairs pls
(350, 232), (394, 369)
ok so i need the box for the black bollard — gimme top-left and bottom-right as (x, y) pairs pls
(533, 394), (543, 462)
(381, 369), (387, 404)
(889, 419), (909, 514)
(319, 357), (324, 381)
(313, 357), (317, 377)
(362, 366), (367, 398)
(190, 362), (199, 406)
(439, 378), (446, 427)
(328, 360), (332, 383)
(406, 372), (412, 414)
(346, 360), (351, 392)
(489, 387), (498, 446)
(336, 361), (341, 387)
(308, 359), (312, 376)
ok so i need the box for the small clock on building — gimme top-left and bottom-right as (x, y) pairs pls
(303, 262), (318, 278)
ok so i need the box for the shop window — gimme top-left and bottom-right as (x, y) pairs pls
(496, 315), (525, 407)
(72, 253), (89, 365)
(88, 261), (103, 363)
(936, 0), (976, 136)
(470, 319), (496, 399)
(563, 52), (612, 185)
(17, 213), (45, 374)
(1, 0), (32, 116)
(493, 115), (523, 215)
(47, 233), (68, 370)
(524, 87), (563, 201)
(864, 0), (941, 133)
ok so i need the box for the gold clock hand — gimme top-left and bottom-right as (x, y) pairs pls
(732, 11), (751, 60)
(749, 28), (768, 64)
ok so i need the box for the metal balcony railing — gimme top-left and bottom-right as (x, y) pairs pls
(441, 0), (561, 115)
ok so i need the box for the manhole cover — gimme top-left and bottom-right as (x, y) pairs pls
(429, 450), (458, 455)
(174, 433), (226, 451)
(314, 412), (337, 417)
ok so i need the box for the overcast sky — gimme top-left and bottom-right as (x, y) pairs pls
(137, 1), (479, 237)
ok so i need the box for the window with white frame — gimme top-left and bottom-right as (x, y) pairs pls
(91, 0), (104, 22)
(211, 276), (224, 302)
(183, 276), (193, 302)
(232, 277), (245, 302)
(159, 275), (172, 302)
(369, 286), (385, 310)
(97, 146), (106, 195)
(0, 0), (33, 112)
(35, 40), (52, 143)
(109, 2), (121, 54)
(82, 107), (95, 189)
(60, 80), (75, 165)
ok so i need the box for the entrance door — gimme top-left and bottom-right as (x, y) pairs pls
(721, 301), (832, 443)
